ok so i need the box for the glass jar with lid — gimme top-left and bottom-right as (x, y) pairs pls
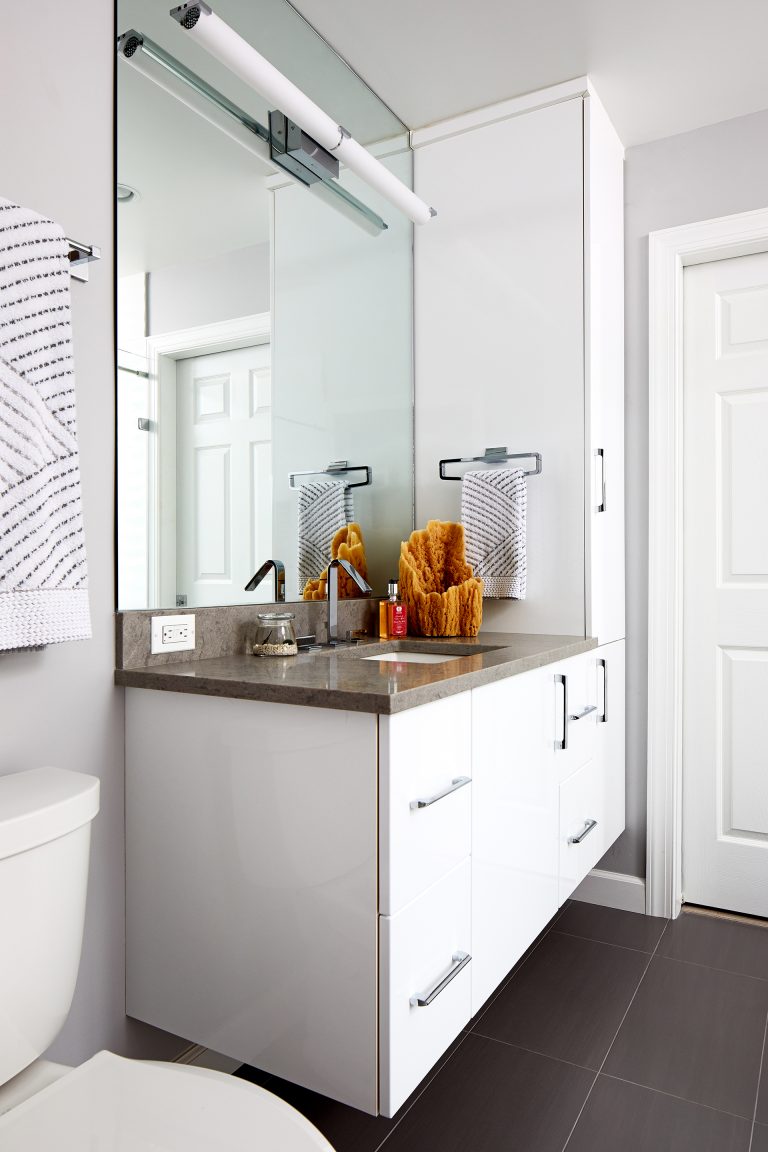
(252, 612), (298, 657)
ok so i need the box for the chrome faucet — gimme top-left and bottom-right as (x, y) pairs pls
(245, 560), (286, 602)
(326, 558), (372, 645)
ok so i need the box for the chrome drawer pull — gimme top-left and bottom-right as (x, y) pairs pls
(409, 951), (471, 1007)
(594, 448), (606, 513)
(569, 704), (597, 722)
(597, 658), (607, 723)
(568, 818), (598, 845)
(410, 776), (471, 810)
(555, 673), (568, 750)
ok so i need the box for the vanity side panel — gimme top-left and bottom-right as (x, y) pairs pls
(125, 688), (378, 1114)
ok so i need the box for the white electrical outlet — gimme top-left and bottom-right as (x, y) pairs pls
(151, 613), (196, 654)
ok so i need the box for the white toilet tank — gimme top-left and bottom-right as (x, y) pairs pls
(0, 768), (100, 1087)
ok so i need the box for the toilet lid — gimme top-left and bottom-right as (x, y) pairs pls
(0, 1051), (335, 1151)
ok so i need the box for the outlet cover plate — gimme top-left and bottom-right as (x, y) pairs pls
(150, 613), (196, 654)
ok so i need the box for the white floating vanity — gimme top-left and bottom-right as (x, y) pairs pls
(123, 633), (625, 1118)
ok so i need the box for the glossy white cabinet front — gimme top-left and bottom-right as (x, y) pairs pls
(471, 666), (557, 1014)
(380, 859), (472, 1117)
(379, 694), (472, 916)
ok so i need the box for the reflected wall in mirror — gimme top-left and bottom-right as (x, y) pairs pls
(117, 0), (414, 609)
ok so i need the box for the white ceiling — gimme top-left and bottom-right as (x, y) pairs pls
(288, 0), (768, 148)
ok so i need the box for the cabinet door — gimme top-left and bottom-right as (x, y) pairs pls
(471, 668), (558, 1015)
(551, 652), (598, 783)
(594, 639), (626, 856)
(585, 93), (625, 645)
(380, 858), (471, 1118)
(559, 758), (604, 902)
(379, 693), (472, 916)
(414, 97), (586, 638)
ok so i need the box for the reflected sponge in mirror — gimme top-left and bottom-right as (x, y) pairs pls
(302, 523), (368, 600)
(399, 520), (483, 636)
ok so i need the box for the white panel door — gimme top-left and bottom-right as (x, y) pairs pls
(683, 251), (768, 916)
(414, 98), (586, 637)
(176, 343), (271, 606)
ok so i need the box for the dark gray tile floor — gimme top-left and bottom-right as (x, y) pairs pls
(236, 902), (768, 1152)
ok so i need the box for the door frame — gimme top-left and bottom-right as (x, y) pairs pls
(144, 313), (270, 607)
(646, 206), (768, 919)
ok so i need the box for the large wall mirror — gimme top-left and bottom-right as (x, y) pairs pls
(117, 0), (414, 609)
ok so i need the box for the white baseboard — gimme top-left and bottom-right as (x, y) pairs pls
(572, 868), (647, 914)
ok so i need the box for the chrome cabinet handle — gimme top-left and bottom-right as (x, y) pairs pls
(568, 818), (598, 845)
(410, 951), (471, 1007)
(555, 673), (568, 750)
(594, 448), (606, 513)
(410, 776), (471, 810)
(569, 704), (597, 722)
(597, 658), (607, 723)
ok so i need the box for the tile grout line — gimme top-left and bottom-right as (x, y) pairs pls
(469, 1030), (597, 1074)
(748, 1009), (768, 1152)
(652, 948), (768, 984)
(600, 1070), (758, 1125)
(559, 919), (668, 1151)
(551, 927), (665, 957)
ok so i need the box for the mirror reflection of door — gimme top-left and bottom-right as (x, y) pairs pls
(175, 343), (272, 607)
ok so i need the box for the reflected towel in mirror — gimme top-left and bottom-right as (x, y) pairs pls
(297, 479), (354, 589)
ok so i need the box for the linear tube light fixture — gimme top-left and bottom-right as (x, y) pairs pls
(117, 30), (387, 234)
(169, 2), (436, 226)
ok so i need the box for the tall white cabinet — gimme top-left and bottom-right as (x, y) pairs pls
(413, 78), (625, 647)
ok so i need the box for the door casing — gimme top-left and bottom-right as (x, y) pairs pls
(646, 206), (768, 919)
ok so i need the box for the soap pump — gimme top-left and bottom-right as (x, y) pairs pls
(380, 578), (407, 639)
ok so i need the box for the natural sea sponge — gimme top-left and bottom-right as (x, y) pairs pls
(399, 520), (483, 636)
(302, 523), (368, 600)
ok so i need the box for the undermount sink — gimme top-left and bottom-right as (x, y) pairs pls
(362, 651), (460, 665)
(313, 639), (507, 662)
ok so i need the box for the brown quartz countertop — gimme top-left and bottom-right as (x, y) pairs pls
(114, 632), (597, 714)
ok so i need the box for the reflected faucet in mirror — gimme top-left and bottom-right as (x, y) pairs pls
(326, 558), (372, 646)
(245, 560), (286, 602)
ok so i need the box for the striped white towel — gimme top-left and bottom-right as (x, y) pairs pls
(0, 199), (91, 650)
(297, 480), (354, 588)
(461, 468), (527, 599)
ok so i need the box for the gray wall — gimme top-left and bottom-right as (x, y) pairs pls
(600, 108), (768, 879)
(0, 3), (182, 1065)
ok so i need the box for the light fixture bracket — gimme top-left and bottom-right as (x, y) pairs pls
(269, 111), (339, 186)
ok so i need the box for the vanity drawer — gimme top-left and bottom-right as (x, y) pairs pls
(551, 654), (598, 783)
(559, 758), (605, 903)
(379, 857), (471, 1118)
(379, 694), (472, 916)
